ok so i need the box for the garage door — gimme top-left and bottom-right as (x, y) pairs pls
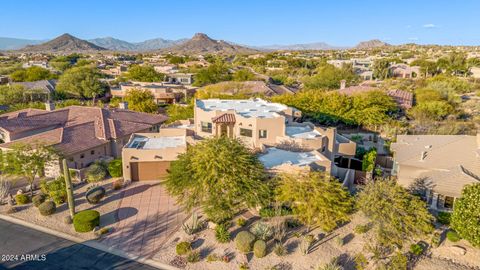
(130, 161), (171, 181)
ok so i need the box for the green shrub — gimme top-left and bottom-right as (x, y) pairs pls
(73, 210), (100, 232)
(176, 241), (191, 255)
(206, 254), (220, 262)
(86, 161), (108, 183)
(15, 194), (30, 205)
(108, 159), (123, 177)
(259, 205), (293, 218)
(335, 235), (344, 246)
(239, 262), (249, 270)
(32, 194), (46, 207)
(354, 224), (370, 234)
(253, 240), (266, 258)
(215, 223), (231, 243)
(235, 231), (256, 253)
(40, 178), (67, 205)
(186, 251), (200, 263)
(410, 244), (424, 256)
(236, 218), (246, 227)
(250, 222), (272, 241)
(447, 230), (461, 242)
(38, 201), (56, 216)
(437, 211), (451, 225)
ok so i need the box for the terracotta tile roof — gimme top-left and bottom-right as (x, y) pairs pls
(0, 106), (168, 155)
(387, 89), (413, 109)
(212, 113), (236, 123)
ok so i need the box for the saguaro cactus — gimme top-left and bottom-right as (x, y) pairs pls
(62, 159), (75, 218)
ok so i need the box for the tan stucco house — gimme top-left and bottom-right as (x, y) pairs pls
(122, 128), (194, 181)
(391, 134), (480, 210)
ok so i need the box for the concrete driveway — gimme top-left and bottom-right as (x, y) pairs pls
(100, 182), (186, 258)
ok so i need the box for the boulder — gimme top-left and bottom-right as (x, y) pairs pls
(85, 186), (106, 204)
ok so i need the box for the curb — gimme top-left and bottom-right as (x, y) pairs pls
(0, 213), (179, 270)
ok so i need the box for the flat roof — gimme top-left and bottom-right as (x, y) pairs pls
(196, 98), (288, 118)
(259, 147), (321, 168)
(286, 125), (321, 139)
(127, 136), (185, 150)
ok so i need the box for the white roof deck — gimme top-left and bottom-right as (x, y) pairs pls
(127, 136), (185, 150)
(259, 147), (322, 168)
(285, 125), (322, 139)
(196, 98), (288, 118)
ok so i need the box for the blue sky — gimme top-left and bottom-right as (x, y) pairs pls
(1, 0), (479, 46)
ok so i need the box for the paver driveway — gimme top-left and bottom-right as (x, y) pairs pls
(100, 182), (186, 257)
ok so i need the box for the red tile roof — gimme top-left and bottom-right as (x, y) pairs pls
(0, 106), (168, 155)
(212, 113), (236, 123)
(387, 89), (414, 109)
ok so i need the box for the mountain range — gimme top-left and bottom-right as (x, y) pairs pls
(89, 37), (188, 51)
(0, 32), (390, 53)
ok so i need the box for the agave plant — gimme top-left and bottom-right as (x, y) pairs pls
(182, 212), (202, 235)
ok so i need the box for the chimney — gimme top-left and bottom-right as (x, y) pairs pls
(118, 101), (128, 110)
(420, 151), (427, 161)
(340, 80), (346, 90)
(45, 102), (55, 111)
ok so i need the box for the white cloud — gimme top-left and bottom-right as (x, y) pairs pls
(423, 23), (437, 28)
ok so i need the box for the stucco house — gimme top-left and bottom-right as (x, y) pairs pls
(0, 103), (167, 179)
(122, 128), (194, 181)
(391, 134), (480, 211)
(111, 81), (195, 104)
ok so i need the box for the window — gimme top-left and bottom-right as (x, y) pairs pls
(240, 128), (253, 137)
(444, 196), (454, 209)
(91, 150), (95, 155)
(201, 122), (212, 133)
(259, 130), (267, 139)
(80, 154), (84, 159)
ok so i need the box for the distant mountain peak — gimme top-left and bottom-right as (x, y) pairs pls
(21, 33), (106, 52)
(355, 39), (390, 49)
(163, 33), (257, 54)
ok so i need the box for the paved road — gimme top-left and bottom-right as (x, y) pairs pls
(0, 219), (159, 270)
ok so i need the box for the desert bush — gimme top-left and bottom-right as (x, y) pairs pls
(215, 223), (231, 243)
(273, 220), (287, 243)
(335, 235), (344, 246)
(206, 254), (220, 262)
(300, 235), (315, 255)
(86, 161), (108, 183)
(236, 218), (246, 227)
(239, 262), (249, 270)
(38, 201), (56, 216)
(235, 231), (256, 253)
(437, 211), (451, 225)
(273, 243), (287, 256)
(250, 222), (273, 241)
(431, 232), (441, 247)
(108, 159), (123, 177)
(253, 240), (267, 258)
(112, 179), (123, 190)
(85, 186), (106, 204)
(354, 253), (368, 270)
(317, 259), (342, 270)
(176, 241), (191, 255)
(286, 218), (302, 228)
(186, 251), (200, 263)
(0, 176), (11, 200)
(73, 210), (100, 232)
(447, 230), (461, 242)
(182, 212), (202, 235)
(410, 243), (424, 256)
(32, 194), (46, 207)
(15, 194), (30, 205)
(354, 223), (371, 234)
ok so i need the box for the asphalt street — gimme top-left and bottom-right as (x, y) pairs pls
(0, 219), (160, 270)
